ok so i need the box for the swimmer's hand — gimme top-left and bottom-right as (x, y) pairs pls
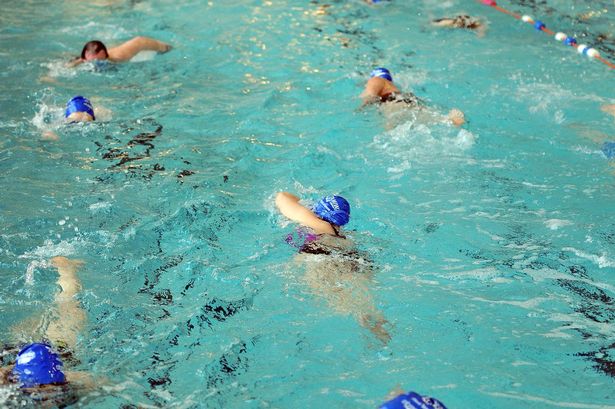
(160, 43), (172, 53)
(108, 37), (173, 61)
(448, 108), (465, 127)
(42, 130), (59, 141)
(431, 18), (456, 28)
(361, 314), (391, 345)
(66, 57), (84, 68)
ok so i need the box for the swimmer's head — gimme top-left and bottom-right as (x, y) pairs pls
(12, 343), (66, 388)
(370, 67), (393, 82)
(65, 96), (95, 122)
(81, 40), (109, 61)
(313, 195), (350, 226)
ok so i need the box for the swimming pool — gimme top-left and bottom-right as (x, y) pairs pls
(1, 0), (614, 407)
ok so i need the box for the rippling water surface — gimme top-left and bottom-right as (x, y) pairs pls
(0, 0), (614, 408)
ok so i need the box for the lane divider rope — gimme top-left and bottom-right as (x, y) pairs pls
(480, 0), (615, 70)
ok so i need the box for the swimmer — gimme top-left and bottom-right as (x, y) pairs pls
(379, 389), (448, 409)
(432, 15), (486, 36)
(41, 96), (98, 140)
(0, 257), (96, 407)
(275, 192), (391, 344)
(68, 36), (172, 67)
(361, 67), (465, 127)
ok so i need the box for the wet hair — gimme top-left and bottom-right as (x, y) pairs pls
(80, 40), (108, 59)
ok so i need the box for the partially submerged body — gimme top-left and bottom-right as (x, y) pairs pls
(41, 96), (107, 140)
(0, 366), (94, 409)
(361, 69), (465, 128)
(276, 192), (391, 344)
(1, 257), (98, 407)
(68, 36), (172, 67)
(432, 15), (486, 36)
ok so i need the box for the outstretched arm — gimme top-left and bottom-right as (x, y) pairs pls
(275, 192), (336, 235)
(431, 17), (457, 27)
(45, 257), (86, 350)
(66, 57), (85, 68)
(108, 36), (172, 62)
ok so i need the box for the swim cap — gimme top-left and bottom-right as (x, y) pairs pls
(65, 96), (95, 120)
(12, 343), (66, 388)
(370, 67), (393, 82)
(313, 195), (350, 226)
(602, 141), (615, 159)
(379, 391), (448, 409)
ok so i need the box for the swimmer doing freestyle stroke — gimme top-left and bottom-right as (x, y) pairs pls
(432, 15), (486, 36)
(68, 36), (172, 67)
(276, 192), (391, 345)
(361, 67), (466, 128)
(41, 96), (108, 140)
(0, 257), (100, 408)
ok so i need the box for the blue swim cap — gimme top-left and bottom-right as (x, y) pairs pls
(602, 141), (615, 159)
(12, 343), (66, 388)
(370, 67), (393, 82)
(379, 392), (448, 409)
(313, 195), (350, 226)
(65, 96), (95, 120)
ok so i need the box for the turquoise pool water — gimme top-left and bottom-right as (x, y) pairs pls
(1, 0), (614, 407)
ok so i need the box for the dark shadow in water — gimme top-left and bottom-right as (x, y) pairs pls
(94, 119), (195, 182)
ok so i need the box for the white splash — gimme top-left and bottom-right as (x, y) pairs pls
(544, 219), (573, 230)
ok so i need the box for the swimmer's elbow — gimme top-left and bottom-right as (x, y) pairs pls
(275, 192), (287, 209)
(275, 192), (302, 218)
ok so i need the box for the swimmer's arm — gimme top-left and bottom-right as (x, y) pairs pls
(275, 192), (336, 235)
(46, 257), (86, 350)
(66, 57), (85, 68)
(108, 36), (172, 61)
(431, 18), (456, 27)
(360, 77), (385, 106)
(447, 108), (465, 127)
(42, 130), (60, 141)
